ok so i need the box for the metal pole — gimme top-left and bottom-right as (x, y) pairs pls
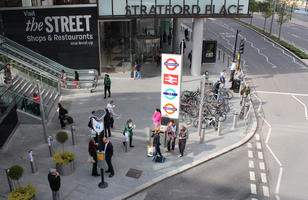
(217, 117), (223, 136)
(233, 112), (239, 129)
(244, 104), (249, 119)
(228, 56), (230, 67)
(197, 79), (205, 137)
(5, 169), (13, 192)
(218, 49), (221, 60)
(71, 125), (76, 145)
(181, 40), (184, 55)
(269, 0), (277, 36)
(47, 136), (53, 157)
(223, 52), (225, 63)
(37, 81), (48, 143)
(200, 124), (206, 143)
(233, 30), (239, 61)
(29, 150), (37, 173)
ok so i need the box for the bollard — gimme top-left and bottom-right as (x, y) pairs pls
(217, 117), (223, 136)
(164, 132), (167, 148)
(233, 112), (239, 129)
(223, 52), (225, 63)
(244, 104), (249, 119)
(97, 151), (108, 188)
(47, 136), (53, 157)
(28, 150), (37, 173)
(200, 124), (207, 143)
(218, 49), (221, 60)
(71, 125), (76, 145)
(5, 169), (13, 192)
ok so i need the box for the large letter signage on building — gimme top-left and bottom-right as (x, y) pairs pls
(161, 54), (182, 119)
(98, 0), (250, 18)
(0, 5), (99, 71)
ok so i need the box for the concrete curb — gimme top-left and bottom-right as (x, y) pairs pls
(235, 19), (308, 68)
(112, 100), (258, 200)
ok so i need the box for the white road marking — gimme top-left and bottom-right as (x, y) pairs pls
(259, 162), (265, 170)
(253, 93), (284, 199)
(261, 173), (267, 183)
(251, 198), (258, 200)
(256, 142), (262, 149)
(292, 95), (308, 119)
(255, 90), (308, 97)
(256, 134), (260, 141)
(247, 142), (252, 148)
(248, 150), (254, 158)
(263, 186), (270, 197)
(249, 160), (255, 168)
(258, 152), (264, 160)
(250, 184), (257, 194)
(249, 171), (256, 181)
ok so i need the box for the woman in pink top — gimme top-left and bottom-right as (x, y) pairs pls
(152, 108), (161, 129)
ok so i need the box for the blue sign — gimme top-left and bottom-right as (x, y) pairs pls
(96, 124), (101, 130)
(163, 89), (178, 100)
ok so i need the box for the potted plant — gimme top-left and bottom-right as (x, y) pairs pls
(8, 165), (23, 189)
(52, 131), (75, 176)
(8, 184), (36, 200)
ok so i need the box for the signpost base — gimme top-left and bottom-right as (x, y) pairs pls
(98, 168), (108, 188)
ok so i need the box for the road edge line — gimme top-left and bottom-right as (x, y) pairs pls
(234, 19), (308, 68)
(113, 99), (258, 200)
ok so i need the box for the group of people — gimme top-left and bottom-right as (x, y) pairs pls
(60, 70), (80, 88)
(151, 109), (189, 158)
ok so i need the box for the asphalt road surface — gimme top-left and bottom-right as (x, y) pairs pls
(241, 13), (308, 53)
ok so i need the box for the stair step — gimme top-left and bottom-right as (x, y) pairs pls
(12, 78), (25, 92)
(46, 91), (55, 106)
(16, 80), (30, 94)
(21, 82), (33, 96)
(43, 90), (50, 104)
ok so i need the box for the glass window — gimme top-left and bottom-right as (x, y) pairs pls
(199, 0), (212, 15)
(212, 0), (225, 14)
(238, 0), (248, 14)
(142, 0), (155, 15)
(98, 0), (112, 16)
(156, 0), (169, 15)
(113, 0), (127, 15)
(127, 0), (141, 15)
(225, 0), (238, 14)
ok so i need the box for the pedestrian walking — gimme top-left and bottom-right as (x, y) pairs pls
(152, 128), (162, 157)
(32, 92), (40, 115)
(152, 108), (161, 130)
(74, 71), (80, 88)
(240, 83), (251, 104)
(57, 103), (68, 129)
(88, 139), (99, 176)
(229, 61), (237, 82)
(178, 125), (188, 157)
(231, 68), (243, 90)
(180, 39), (186, 54)
(104, 74), (111, 99)
(107, 100), (119, 129)
(60, 70), (67, 88)
(220, 70), (227, 85)
(123, 119), (136, 148)
(188, 50), (192, 68)
(103, 137), (114, 178)
(104, 108), (112, 137)
(136, 63), (141, 79)
(133, 61), (138, 80)
(165, 120), (177, 152)
(48, 169), (61, 200)
(3, 64), (12, 84)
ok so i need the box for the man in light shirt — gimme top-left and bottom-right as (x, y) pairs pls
(107, 100), (119, 129)
(229, 61), (237, 82)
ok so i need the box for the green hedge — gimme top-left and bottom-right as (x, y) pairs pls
(235, 19), (308, 59)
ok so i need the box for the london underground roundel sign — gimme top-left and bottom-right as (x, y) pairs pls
(164, 58), (179, 71)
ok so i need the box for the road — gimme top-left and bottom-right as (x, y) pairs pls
(129, 17), (308, 200)
(241, 13), (308, 53)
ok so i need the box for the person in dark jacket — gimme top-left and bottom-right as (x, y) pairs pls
(103, 137), (114, 177)
(57, 103), (68, 129)
(88, 139), (99, 176)
(48, 169), (61, 200)
(104, 108), (111, 137)
(152, 128), (162, 157)
(178, 125), (188, 157)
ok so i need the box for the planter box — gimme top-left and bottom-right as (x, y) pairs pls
(56, 160), (75, 176)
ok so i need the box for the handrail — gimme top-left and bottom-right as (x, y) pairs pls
(0, 35), (99, 77)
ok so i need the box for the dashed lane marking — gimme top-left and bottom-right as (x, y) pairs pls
(263, 186), (270, 197)
(256, 142), (262, 150)
(259, 162), (265, 170)
(248, 150), (254, 158)
(249, 160), (255, 168)
(250, 171), (256, 181)
(292, 95), (308, 120)
(261, 173), (267, 183)
(258, 152), (264, 160)
(251, 198), (258, 200)
(251, 184), (257, 194)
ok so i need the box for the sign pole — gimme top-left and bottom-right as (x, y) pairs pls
(197, 78), (205, 137)
(233, 30), (239, 62)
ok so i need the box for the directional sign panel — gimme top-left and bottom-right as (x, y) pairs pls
(161, 54), (182, 119)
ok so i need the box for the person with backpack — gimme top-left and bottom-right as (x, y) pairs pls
(152, 128), (162, 157)
(57, 103), (68, 129)
(165, 120), (177, 152)
(104, 74), (111, 99)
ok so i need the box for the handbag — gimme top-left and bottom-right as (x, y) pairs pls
(88, 156), (95, 163)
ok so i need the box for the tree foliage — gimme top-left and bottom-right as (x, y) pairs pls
(276, 3), (292, 38)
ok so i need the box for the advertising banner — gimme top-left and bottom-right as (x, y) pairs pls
(1, 5), (99, 71)
(161, 54), (182, 119)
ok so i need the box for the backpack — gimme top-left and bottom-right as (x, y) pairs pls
(153, 155), (166, 163)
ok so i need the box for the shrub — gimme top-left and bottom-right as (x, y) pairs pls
(8, 184), (36, 200)
(8, 165), (23, 180)
(52, 151), (75, 165)
(56, 131), (68, 153)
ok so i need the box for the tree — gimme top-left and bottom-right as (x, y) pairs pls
(249, 0), (259, 24)
(276, 3), (292, 39)
(260, 1), (273, 31)
(56, 131), (68, 153)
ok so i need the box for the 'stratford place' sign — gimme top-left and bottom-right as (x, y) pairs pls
(99, 0), (250, 18)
